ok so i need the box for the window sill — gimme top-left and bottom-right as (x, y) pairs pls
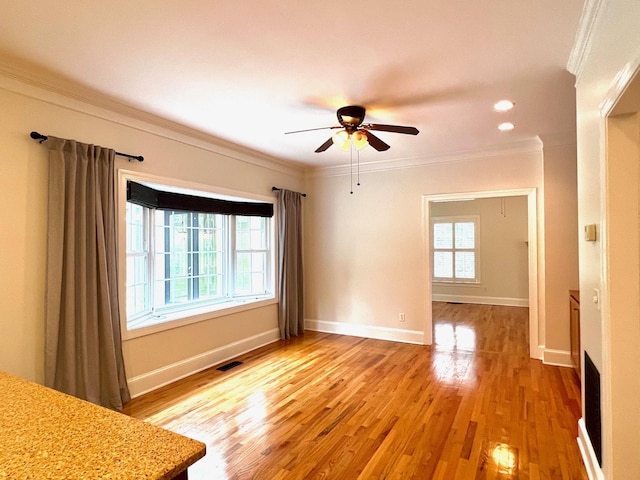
(433, 281), (481, 287)
(123, 296), (277, 340)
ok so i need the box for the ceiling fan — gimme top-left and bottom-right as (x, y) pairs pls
(285, 105), (419, 153)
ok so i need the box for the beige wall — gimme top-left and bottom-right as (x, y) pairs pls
(305, 142), (578, 360)
(431, 196), (529, 304)
(571, 0), (640, 476)
(304, 151), (545, 343)
(0, 76), (304, 391)
(542, 141), (579, 352)
(0, 88), (48, 383)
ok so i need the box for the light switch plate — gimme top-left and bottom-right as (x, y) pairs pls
(593, 288), (600, 311)
(584, 224), (597, 242)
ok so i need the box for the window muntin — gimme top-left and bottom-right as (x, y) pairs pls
(153, 210), (226, 308)
(432, 217), (479, 283)
(124, 183), (274, 332)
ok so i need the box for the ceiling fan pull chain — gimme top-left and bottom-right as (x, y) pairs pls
(350, 144), (354, 194)
(357, 149), (361, 187)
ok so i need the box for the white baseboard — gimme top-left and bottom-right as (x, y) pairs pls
(578, 418), (604, 480)
(127, 328), (280, 398)
(542, 348), (573, 368)
(305, 319), (424, 345)
(432, 294), (529, 307)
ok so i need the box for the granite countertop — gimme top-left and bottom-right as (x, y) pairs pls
(0, 371), (205, 479)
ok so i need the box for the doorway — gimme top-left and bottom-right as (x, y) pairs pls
(422, 189), (539, 358)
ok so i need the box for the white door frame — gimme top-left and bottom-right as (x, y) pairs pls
(422, 188), (540, 358)
(595, 60), (640, 480)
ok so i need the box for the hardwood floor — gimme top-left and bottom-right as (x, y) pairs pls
(124, 303), (587, 479)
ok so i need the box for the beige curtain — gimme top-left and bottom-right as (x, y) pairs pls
(45, 137), (130, 411)
(277, 189), (304, 339)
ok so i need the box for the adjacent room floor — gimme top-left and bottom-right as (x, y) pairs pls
(124, 303), (586, 479)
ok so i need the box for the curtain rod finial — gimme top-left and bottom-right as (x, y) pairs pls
(30, 131), (47, 143)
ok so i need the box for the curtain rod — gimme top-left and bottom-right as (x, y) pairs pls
(30, 131), (144, 162)
(272, 186), (307, 197)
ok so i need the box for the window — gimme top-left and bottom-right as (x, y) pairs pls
(125, 202), (149, 317)
(235, 216), (269, 295)
(123, 178), (275, 333)
(432, 216), (479, 283)
(152, 210), (226, 307)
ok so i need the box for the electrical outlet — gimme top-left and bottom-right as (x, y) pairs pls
(399, 312), (405, 322)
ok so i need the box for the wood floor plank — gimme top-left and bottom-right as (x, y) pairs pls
(124, 303), (587, 479)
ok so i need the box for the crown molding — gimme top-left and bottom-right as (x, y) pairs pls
(0, 56), (568, 182)
(539, 131), (578, 148)
(598, 53), (640, 117)
(0, 58), (305, 178)
(309, 138), (543, 178)
(567, 0), (607, 82)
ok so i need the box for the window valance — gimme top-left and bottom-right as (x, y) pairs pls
(127, 181), (274, 217)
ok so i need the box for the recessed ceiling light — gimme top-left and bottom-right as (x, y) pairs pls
(493, 100), (515, 112)
(498, 122), (515, 131)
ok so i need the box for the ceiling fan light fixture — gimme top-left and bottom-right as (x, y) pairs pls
(332, 129), (351, 151)
(352, 130), (368, 150)
(294, 105), (417, 155)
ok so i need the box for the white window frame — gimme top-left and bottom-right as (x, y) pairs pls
(431, 215), (480, 285)
(118, 170), (277, 339)
(125, 202), (151, 320)
(232, 216), (271, 296)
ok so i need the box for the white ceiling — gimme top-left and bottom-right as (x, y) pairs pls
(0, 1), (584, 168)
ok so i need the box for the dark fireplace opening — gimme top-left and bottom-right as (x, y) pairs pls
(584, 351), (602, 467)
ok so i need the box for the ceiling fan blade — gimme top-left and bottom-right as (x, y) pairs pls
(285, 126), (340, 135)
(364, 131), (390, 151)
(315, 137), (334, 153)
(363, 123), (419, 135)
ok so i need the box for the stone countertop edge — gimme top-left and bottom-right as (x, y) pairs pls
(0, 371), (206, 479)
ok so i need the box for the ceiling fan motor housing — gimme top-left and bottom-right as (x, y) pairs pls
(337, 105), (366, 132)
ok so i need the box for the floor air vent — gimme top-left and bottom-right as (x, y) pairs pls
(217, 360), (243, 372)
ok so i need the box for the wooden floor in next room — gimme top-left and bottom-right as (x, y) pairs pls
(124, 302), (587, 479)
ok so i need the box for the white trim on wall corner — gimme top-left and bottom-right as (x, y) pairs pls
(126, 328), (280, 398)
(578, 418), (605, 480)
(567, 0), (606, 81)
(599, 53), (640, 117)
(542, 348), (574, 368)
(305, 319), (424, 345)
(310, 140), (542, 178)
(432, 294), (529, 308)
